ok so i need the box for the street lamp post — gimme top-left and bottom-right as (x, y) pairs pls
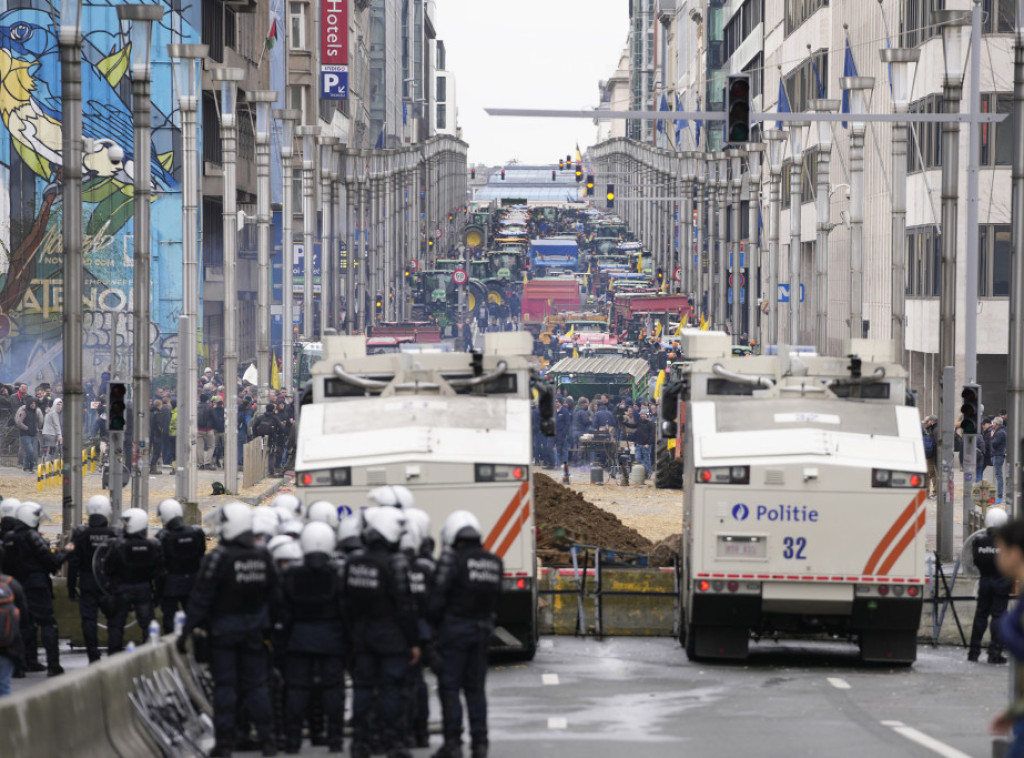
(729, 149), (743, 341)
(715, 152), (728, 332)
(60, 0), (84, 537)
(211, 66), (244, 494)
(343, 150), (356, 333)
(810, 99), (840, 355)
(936, 9), (970, 561)
(681, 153), (696, 305)
(118, 3), (162, 512)
(765, 129), (787, 346)
(840, 76), (875, 341)
(274, 109), (300, 388)
(297, 126), (320, 339)
(880, 49), (920, 363)
(788, 123), (808, 346)
(746, 143), (764, 350)
(169, 43), (208, 507)
(319, 135), (339, 334)
(252, 91), (277, 410)
(1008, 0), (1024, 518)
(695, 154), (706, 321)
(706, 157), (718, 327)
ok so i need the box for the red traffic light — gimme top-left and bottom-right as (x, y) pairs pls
(500, 170), (505, 180)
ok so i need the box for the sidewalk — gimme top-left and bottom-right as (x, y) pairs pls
(0, 464), (286, 535)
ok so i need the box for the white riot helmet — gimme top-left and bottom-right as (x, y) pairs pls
(217, 502), (253, 542)
(300, 522), (337, 558)
(266, 534), (295, 555)
(156, 498), (183, 525)
(400, 517), (423, 554)
(337, 516), (362, 552)
(121, 508), (149, 536)
(362, 506), (406, 548)
(269, 536), (303, 566)
(1, 498), (22, 519)
(307, 501), (340, 528)
(442, 510), (481, 547)
(367, 485), (415, 510)
(271, 492), (302, 519)
(986, 507), (1009, 529)
(86, 494), (112, 520)
(252, 506), (281, 538)
(405, 508), (432, 546)
(16, 502), (45, 529)
(280, 518), (304, 538)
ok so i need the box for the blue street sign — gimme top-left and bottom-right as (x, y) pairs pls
(777, 284), (805, 303)
(728, 289), (746, 304)
(320, 67), (349, 99)
(728, 252), (746, 267)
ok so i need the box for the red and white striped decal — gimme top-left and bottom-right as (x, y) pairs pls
(483, 481), (531, 560)
(862, 489), (928, 576)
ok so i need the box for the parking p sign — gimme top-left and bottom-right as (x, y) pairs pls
(321, 67), (349, 99)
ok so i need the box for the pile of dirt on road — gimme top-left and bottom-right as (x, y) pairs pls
(648, 533), (683, 567)
(534, 473), (653, 557)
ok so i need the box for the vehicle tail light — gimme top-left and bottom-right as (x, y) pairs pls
(727, 581), (739, 593)
(872, 469), (925, 488)
(698, 580), (710, 592)
(878, 585), (890, 596)
(476, 464), (530, 482)
(696, 466), (750, 485)
(297, 467), (351, 488)
(908, 586), (919, 597)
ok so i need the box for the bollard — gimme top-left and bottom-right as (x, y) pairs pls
(90, 446), (98, 474)
(82, 449), (88, 478)
(56, 458), (63, 488)
(37, 463), (44, 492)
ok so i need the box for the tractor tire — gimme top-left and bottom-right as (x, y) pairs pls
(466, 281), (488, 318)
(655, 437), (683, 489)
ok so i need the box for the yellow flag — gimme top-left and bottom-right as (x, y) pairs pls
(654, 369), (666, 401)
(637, 251), (643, 273)
(271, 354), (281, 389)
(654, 320), (663, 337)
(572, 346), (579, 358)
(566, 324), (575, 339)
(674, 318), (684, 336)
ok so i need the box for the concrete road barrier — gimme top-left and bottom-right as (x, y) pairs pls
(0, 639), (177, 758)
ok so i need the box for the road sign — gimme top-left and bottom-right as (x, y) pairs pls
(728, 289), (746, 304)
(673, 266), (681, 282)
(777, 284), (805, 303)
(452, 269), (468, 285)
(409, 259), (419, 271)
(728, 273), (746, 288)
(435, 227), (443, 239)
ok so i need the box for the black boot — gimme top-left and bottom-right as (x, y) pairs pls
(471, 740), (488, 758)
(431, 742), (464, 758)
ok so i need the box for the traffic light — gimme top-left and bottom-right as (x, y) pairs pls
(725, 74), (751, 143)
(109, 382), (126, 431)
(500, 170), (505, 181)
(448, 213), (453, 222)
(470, 168), (476, 179)
(586, 175), (595, 196)
(961, 383), (982, 435)
(375, 292), (384, 314)
(566, 154), (572, 167)
(606, 184), (615, 209)
(559, 159), (565, 171)
(552, 170), (556, 181)
(575, 166), (583, 183)
(404, 263), (412, 279)
(656, 267), (664, 285)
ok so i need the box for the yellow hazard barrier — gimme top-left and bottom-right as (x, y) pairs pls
(82, 449), (88, 478)
(56, 458), (63, 489)
(90, 446), (98, 474)
(36, 463), (44, 492)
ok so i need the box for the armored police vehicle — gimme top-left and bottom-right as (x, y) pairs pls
(661, 333), (926, 664)
(294, 332), (544, 659)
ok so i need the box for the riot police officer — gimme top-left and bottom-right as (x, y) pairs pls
(67, 495), (118, 662)
(3, 502), (70, 675)
(970, 507), (1014, 663)
(429, 511), (503, 758)
(155, 499), (206, 633)
(336, 516), (363, 557)
(178, 502), (277, 758)
(277, 522), (347, 753)
(105, 508), (163, 653)
(402, 508), (436, 748)
(0, 498), (22, 538)
(342, 506), (419, 758)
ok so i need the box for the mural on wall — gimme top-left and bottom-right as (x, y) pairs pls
(0, 0), (197, 386)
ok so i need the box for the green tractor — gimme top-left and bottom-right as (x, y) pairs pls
(653, 361), (688, 489)
(462, 211), (492, 249)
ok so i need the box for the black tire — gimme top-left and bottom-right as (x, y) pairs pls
(466, 281), (488, 318)
(655, 437), (683, 489)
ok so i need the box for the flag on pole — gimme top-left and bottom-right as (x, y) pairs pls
(674, 93), (688, 149)
(811, 56), (825, 99)
(840, 37), (858, 128)
(265, 16), (280, 49)
(776, 78), (791, 130)
(657, 94), (669, 145)
(694, 98), (703, 148)
(271, 354), (281, 389)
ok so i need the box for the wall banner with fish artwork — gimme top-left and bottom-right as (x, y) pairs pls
(0, 0), (197, 387)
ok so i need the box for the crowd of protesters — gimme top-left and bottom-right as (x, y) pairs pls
(1, 365), (297, 476)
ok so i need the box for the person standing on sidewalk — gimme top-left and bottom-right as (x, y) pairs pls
(40, 399), (62, 462)
(922, 416), (938, 498)
(197, 394), (215, 469)
(14, 399), (41, 473)
(991, 417), (1008, 502)
(969, 508), (1012, 664)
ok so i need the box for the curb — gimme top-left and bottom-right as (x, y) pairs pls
(240, 476), (287, 506)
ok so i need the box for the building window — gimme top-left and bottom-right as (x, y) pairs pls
(224, 6), (236, 51)
(907, 94), (943, 173)
(785, 0), (828, 36)
(289, 84), (305, 116)
(743, 52), (763, 100)
(900, 0), (945, 48)
(782, 49), (828, 114)
(906, 226), (941, 296)
(289, 2), (306, 50)
(724, 0), (763, 62)
(982, 0), (1014, 33)
(202, 90), (222, 165)
(436, 76), (447, 104)
(436, 104), (447, 130)
(979, 224), (1012, 296)
(202, 0), (224, 63)
(292, 167), (302, 212)
(980, 92), (1013, 166)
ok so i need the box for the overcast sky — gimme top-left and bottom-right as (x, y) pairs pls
(437, 0), (630, 167)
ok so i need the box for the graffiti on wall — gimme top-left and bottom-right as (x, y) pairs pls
(0, 0), (197, 386)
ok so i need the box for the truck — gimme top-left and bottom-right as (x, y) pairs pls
(662, 333), (926, 664)
(294, 333), (552, 659)
(528, 237), (579, 274)
(520, 278), (581, 333)
(610, 292), (691, 338)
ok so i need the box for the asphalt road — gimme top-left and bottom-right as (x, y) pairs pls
(217, 636), (1007, 757)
